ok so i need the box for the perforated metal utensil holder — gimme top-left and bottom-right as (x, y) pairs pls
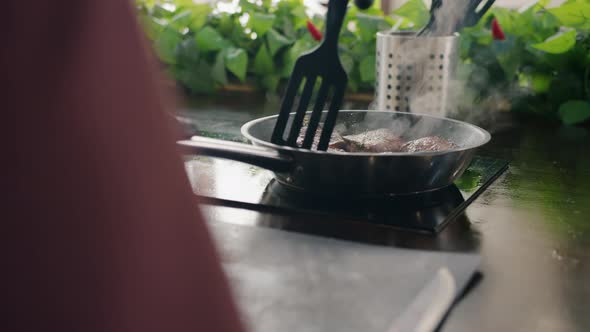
(375, 32), (459, 116)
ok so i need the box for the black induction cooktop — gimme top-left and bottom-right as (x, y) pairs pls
(185, 155), (508, 233)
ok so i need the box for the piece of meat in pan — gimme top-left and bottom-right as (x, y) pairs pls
(401, 136), (457, 153)
(342, 128), (405, 153)
(296, 125), (347, 151)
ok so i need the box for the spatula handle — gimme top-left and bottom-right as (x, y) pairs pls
(354, 0), (373, 10)
(322, 0), (349, 50)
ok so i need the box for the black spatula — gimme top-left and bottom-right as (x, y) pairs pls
(270, 0), (351, 151)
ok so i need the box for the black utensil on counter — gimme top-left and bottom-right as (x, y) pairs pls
(270, 0), (350, 151)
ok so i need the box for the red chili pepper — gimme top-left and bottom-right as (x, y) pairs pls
(306, 20), (323, 41)
(491, 18), (505, 41)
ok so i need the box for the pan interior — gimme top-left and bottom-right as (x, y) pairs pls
(243, 110), (490, 152)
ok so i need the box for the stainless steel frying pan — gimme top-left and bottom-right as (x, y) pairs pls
(178, 110), (490, 195)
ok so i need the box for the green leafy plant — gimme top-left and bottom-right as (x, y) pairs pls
(459, 0), (590, 125)
(137, 0), (590, 125)
(137, 0), (409, 95)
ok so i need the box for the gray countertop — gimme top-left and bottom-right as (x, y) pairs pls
(182, 95), (590, 332)
(209, 221), (480, 332)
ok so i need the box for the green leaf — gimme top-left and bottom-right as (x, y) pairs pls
(175, 38), (200, 65)
(340, 54), (354, 75)
(280, 39), (314, 78)
(459, 34), (473, 58)
(174, 61), (215, 94)
(534, 0), (552, 9)
(358, 6), (386, 17)
(189, 4), (212, 31)
(392, 0), (429, 28)
(218, 13), (235, 37)
(559, 100), (590, 125)
(212, 51), (228, 85)
(278, 18), (296, 39)
(267, 29), (293, 56)
(195, 26), (225, 52)
(491, 8), (517, 33)
(549, 2), (590, 29)
(359, 55), (376, 83)
(532, 29), (576, 54)
(261, 75), (280, 92)
(491, 36), (521, 79)
(275, 0), (307, 28)
(249, 13), (276, 36)
(355, 13), (391, 41)
(139, 15), (167, 41)
(152, 3), (176, 19)
(462, 26), (493, 46)
(455, 169), (483, 192)
(533, 11), (561, 37)
(136, 0), (157, 7)
(175, 0), (205, 8)
(155, 26), (182, 64)
(511, 9), (537, 38)
(350, 41), (370, 60)
(531, 73), (552, 93)
(239, 0), (261, 14)
(348, 77), (359, 93)
(224, 47), (248, 82)
(292, 6), (308, 29)
(254, 44), (274, 75)
(170, 10), (193, 28)
(228, 24), (254, 51)
(548, 72), (585, 109)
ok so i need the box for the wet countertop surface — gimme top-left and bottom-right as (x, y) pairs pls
(207, 220), (481, 332)
(180, 95), (590, 332)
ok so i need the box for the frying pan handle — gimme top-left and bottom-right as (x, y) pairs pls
(177, 136), (294, 173)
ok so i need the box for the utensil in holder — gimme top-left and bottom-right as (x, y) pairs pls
(375, 31), (459, 116)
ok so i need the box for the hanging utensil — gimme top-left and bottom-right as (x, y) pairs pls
(417, 0), (443, 36)
(418, 0), (494, 36)
(458, 0), (496, 30)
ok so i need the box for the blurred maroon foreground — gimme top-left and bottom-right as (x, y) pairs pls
(3, 1), (245, 331)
